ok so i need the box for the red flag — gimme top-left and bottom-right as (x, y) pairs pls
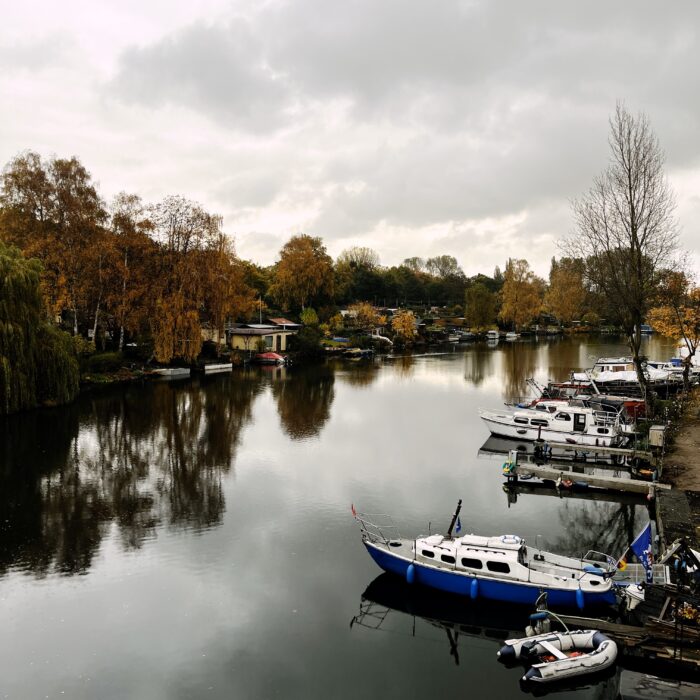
(351, 503), (357, 517)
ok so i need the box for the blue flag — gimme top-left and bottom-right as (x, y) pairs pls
(630, 522), (654, 583)
(455, 517), (462, 534)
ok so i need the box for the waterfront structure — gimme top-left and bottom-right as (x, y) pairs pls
(227, 323), (296, 352)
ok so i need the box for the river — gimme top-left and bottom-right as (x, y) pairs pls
(0, 334), (692, 699)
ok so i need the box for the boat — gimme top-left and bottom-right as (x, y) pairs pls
(253, 352), (286, 365)
(486, 329), (500, 340)
(446, 332), (460, 343)
(497, 629), (617, 684)
(354, 502), (618, 610)
(479, 403), (627, 447)
(505, 332), (520, 341)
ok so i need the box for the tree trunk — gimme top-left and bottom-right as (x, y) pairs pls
(119, 324), (125, 352)
(92, 297), (101, 349)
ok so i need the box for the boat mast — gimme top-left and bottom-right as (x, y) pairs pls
(446, 499), (463, 539)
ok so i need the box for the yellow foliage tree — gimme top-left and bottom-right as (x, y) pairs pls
(270, 234), (334, 310)
(499, 259), (544, 331)
(391, 310), (417, 344)
(347, 302), (386, 329)
(648, 273), (700, 389)
(544, 258), (586, 324)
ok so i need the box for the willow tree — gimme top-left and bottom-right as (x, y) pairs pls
(0, 240), (79, 414)
(568, 104), (679, 395)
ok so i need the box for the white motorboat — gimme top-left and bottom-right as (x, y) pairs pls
(479, 403), (626, 447)
(497, 629), (617, 684)
(505, 332), (520, 341)
(486, 330), (500, 340)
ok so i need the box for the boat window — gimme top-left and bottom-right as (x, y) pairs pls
(597, 428), (609, 435)
(555, 413), (571, 422)
(535, 404), (548, 412)
(486, 561), (511, 574)
(461, 557), (483, 569)
(548, 406), (557, 413)
(440, 554), (456, 564)
(530, 419), (548, 427)
(421, 549), (435, 558)
(514, 417), (529, 425)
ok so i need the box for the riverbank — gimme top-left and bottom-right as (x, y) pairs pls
(662, 389), (700, 492)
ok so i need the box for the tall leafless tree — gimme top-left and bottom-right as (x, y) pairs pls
(567, 103), (680, 399)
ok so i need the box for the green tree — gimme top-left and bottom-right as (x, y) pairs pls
(464, 282), (497, 330)
(0, 240), (79, 414)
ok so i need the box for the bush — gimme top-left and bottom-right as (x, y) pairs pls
(288, 326), (324, 359)
(86, 352), (124, 374)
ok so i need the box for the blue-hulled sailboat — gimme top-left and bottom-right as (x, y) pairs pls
(355, 501), (617, 610)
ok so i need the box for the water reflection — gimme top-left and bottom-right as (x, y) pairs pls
(0, 374), (264, 576)
(336, 362), (381, 388)
(271, 365), (335, 439)
(352, 574), (621, 697)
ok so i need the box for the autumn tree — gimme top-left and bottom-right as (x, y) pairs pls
(106, 193), (156, 350)
(648, 272), (700, 389)
(464, 282), (497, 330)
(391, 310), (417, 345)
(148, 196), (225, 363)
(568, 104), (680, 395)
(337, 246), (380, 269)
(426, 255), (462, 278)
(499, 259), (544, 331)
(544, 257), (587, 324)
(347, 302), (386, 329)
(270, 234), (334, 310)
(0, 152), (107, 334)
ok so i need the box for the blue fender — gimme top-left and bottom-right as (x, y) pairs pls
(406, 563), (415, 584)
(576, 587), (585, 611)
(470, 578), (479, 600)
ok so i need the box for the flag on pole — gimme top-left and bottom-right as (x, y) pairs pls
(455, 517), (462, 534)
(616, 554), (627, 572)
(630, 522), (654, 584)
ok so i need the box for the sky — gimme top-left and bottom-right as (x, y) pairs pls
(1, 1), (699, 276)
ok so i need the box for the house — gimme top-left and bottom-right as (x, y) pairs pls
(227, 323), (296, 353)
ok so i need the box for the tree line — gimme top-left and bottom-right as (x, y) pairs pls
(1, 102), (699, 411)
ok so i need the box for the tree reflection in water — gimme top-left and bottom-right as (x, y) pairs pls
(272, 365), (335, 439)
(500, 342), (539, 401)
(546, 500), (642, 560)
(0, 373), (263, 576)
(336, 361), (380, 388)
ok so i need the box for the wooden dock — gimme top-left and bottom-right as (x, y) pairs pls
(508, 462), (670, 495)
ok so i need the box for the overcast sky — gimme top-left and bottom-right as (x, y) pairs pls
(1, 1), (699, 276)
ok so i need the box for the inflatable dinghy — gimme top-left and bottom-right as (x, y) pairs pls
(497, 630), (617, 683)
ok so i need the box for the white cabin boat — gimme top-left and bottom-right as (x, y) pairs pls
(479, 403), (626, 446)
(505, 332), (520, 341)
(486, 330), (500, 339)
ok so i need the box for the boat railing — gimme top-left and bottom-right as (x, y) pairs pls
(355, 512), (402, 545)
(581, 550), (617, 574)
(592, 409), (622, 428)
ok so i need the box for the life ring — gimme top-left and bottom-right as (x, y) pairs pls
(501, 534), (521, 545)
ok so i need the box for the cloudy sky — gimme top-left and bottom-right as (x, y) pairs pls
(1, 1), (699, 275)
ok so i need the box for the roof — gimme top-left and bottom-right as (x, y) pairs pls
(267, 317), (300, 326)
(229, 327), (295, 336)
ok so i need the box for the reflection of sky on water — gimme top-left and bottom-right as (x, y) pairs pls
(0, 335), (683, 698)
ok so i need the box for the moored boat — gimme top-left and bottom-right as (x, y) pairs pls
(497, 629), (617, 684)
(355, 503), (617, 610)
(479, 403), (626, 447)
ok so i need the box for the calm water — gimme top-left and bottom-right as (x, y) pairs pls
(0, 335), (690, 699)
